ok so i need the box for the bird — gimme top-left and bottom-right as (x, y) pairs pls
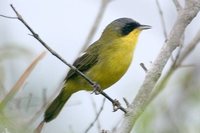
(35, 17), (150, 132)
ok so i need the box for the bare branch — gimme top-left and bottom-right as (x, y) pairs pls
(156, 0), (182, 64)
(179, 64), (196, 68)
(111, 118), (123, 132)
(80, 0), (112, 53)
(116, 1), (200, 132)
(8, 4), (127, 113)
(27, 85), (61, 125)
(149, 67), (174, 102)
(0, 14), (17, 19)
(9, 4), (94, 86)
(84, 98), (106, 133)
(156, 0), (168, 39)
(90, 96), (102, 132)
(172, 35), (184, 66)
(149, 29), (200, 105)
(172, 0), (182, 12)
(123, 97), (129, 107)
(176, 29), (200, 66)
(140, 63), (148, 73)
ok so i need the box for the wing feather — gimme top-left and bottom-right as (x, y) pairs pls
(65, 42), (99, 81)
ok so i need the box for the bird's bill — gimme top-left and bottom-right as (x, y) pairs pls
(138, 25), (151, 30)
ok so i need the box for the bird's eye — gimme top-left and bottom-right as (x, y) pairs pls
(121, 22), (140, 36)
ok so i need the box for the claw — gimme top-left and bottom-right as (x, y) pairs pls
(91, 82), (102, 95)
(112, 99), (121, 112)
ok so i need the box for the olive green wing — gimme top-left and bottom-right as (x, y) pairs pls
(65, 43), (99, 81)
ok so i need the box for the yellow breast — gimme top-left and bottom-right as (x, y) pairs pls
(86, 29), (141, 89)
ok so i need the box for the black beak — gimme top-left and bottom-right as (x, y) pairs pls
(138, 25), (151, 30)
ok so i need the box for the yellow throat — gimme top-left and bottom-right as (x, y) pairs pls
(86, 29), (142, 89)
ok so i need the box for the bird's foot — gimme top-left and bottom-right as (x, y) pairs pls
(112, 99), (121, 112)
(91, 82), (102, 95)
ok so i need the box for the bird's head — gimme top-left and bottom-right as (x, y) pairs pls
(100, 18), (151, 41)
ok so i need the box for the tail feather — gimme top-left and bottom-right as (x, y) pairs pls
(35, 86), (75, 133)
(44, 89), (72, 122)
(35, 79), (79, 133)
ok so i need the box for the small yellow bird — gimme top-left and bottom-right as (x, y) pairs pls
(38, 18), (150, 129)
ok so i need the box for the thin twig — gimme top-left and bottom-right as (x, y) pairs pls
(0, 14), (17, 19)
(8, 4), (127, 113)
(111, 117), (123, 132)
(27, 85), (61, 125)
(156, 0), (184, 67)
(155, 0), (178, 64)
(90, 96), (102, 132)
(0, 52), (46, 110)
(79, 0), (112, 53)
(156, 0), (168, 39)
(176, 29), (200, 66)
(26, 93), (33, 111)
(172, 0), (182, 12)
(84, 98), (106, 133)
(140, 63), (148, 73)
(179, 64), (195, 68)
(28, 81), (78, 125)
(171, 34), (184, 67)
(32, 0), (111, 127)
(44, 0), (112, 120)
(123, 97), (129, 107)
(9, 4), (94, 86)
(149, 66), (174, 102)
(149, 29), (200, 103)
(116, 1), (200, 132)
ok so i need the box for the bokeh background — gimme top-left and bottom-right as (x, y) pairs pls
(0, 0), (200, 133)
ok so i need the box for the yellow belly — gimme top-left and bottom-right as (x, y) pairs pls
(66, 29), (140, 91)
(88, 55), (132, 89)
(66, 47), (133, 92)
(86, 40), (134, 89)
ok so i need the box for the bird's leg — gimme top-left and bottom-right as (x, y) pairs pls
(112, 99), (121, 112)
(91, 82), (127, 113)
(91, 82), (102, 95)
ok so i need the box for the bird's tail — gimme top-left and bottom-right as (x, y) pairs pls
(44, 87), (74, 122)
(34, 83), (76, 133)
